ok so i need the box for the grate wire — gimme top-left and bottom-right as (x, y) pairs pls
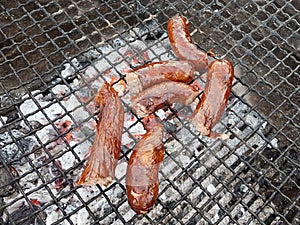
(0, 0), (299, 224)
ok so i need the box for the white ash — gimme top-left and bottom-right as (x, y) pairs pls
(51, 84), (71, 96)
(175, 126), (195, 145)
(127, 122), (145, 136)
(118, 202), (136, 222)
(161, 157), (182, 181)
(268, 137), (278, 148)
(207, 204), (221, 224)
(147, 203), (165, 221)
(178, 153), (191, 167)
(114, 161), (127, 181)
(0, 116), (7, 128)
(70, 208), (90, 225)
(187, 186), (203, 205)
(75, 186), (100, 202)
(35, 124), (55, 145)
(72, 139), (92, 161)
(154, 109), (168, 120)
(159, 182), (181, 203)
(218, 216), (231, 225)
(44, 205), (64, 225)
(61, 58), (83, 79)
(19, 99), (65, 126)
(174, 175), (194, 194)
(64, 95), (91, 123)
(59, 151), (76, 170)
(123, 111), (138, 129)
(207, 184), (217, 195)
(164, 138), (184, 154)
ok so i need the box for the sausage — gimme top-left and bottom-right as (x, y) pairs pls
(126, 116), (164, 214)
(76, 82), (124, 186)
(168, 15), (208, 73)
(126, 60), (195, 94)
(190, 59), (234, 139)
(130, 81), (199, 118)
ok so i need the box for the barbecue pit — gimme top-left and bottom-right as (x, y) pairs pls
(0, 0), (299, 224)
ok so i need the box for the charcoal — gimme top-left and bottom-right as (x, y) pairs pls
(0, 165), (18, 197)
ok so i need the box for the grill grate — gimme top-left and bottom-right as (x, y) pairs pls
(0, 0), (299, 224)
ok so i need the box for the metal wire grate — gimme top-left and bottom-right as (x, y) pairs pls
(0, 0), (299, 224)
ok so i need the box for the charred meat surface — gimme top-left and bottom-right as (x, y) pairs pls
(126, 117), (164, 214)
(190, 59), (234, 139)
(130, 81), (199, 118)
(168, 15), (208, 73)
(76, 82), (124, 186)
(126, 60), (195, 94)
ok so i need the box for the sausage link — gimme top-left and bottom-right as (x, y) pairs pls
(126, 60), (195, 94)
(126, 117), (164, 214)
(190, 59), (234, 139)
(168, 15), (208, 73)
(76, 82), (124, 186)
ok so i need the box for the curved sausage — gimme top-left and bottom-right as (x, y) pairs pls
(130, 81), (199, 118)
(126, 60), (195, 94)
(76, 82), (124, 186)
(190, 59), (234, 139)
(126, 117), (164, 214)
(168, 15), (208, 73)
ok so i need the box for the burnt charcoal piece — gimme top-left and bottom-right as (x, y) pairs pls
(130, 81), (198, 118)
(161, 120), (178, 133)
(0, 165), (18, 197)
(126, 60), (195, 94)
(190, 59), (234, 139)
(0, 130), (37, 164)
(168, 15), (208, 73)
(76, 82), (124, 186)
(126, 117), (164, 214)
(7, 204), (45, 225)
(0, 197), (4, 216)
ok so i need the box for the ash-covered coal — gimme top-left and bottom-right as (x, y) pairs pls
(0, 130), (37, 164)
(6, 204), (45, 225)
(0, 165), (18, 197)
(129, 18), (165, 41)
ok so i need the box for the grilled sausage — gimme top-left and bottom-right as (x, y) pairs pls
(130, 81), (199, 118)
(126, 117), (164, 214)
(76, 82), (124, 186)
(168, 15), (208, 73)
(126, 60), (195, 94)
(190, 59), (234, 139)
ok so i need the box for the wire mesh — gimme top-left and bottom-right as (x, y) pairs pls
(0, 0), (299, 224)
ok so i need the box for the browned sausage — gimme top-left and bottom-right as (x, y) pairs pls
(168, 15), (208, 73)
(76, 82), (124, 186)
(130, 81), (199, 118)
(190, 59), (234, 139)
(126, 60), (195, 94)
(126, 116), (164, 214)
